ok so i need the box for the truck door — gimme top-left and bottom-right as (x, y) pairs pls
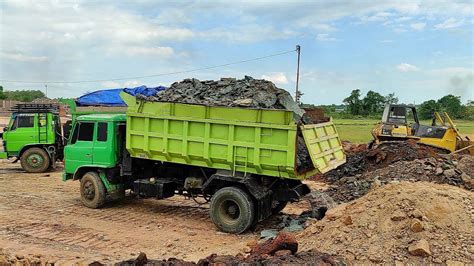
(5, 114), (38, 155)
(64, 122), (94, 173)
(93, 122), (115, 166)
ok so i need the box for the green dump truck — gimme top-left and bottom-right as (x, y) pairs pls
(0, 104), (64, 172)
(63, 92), (346, 233)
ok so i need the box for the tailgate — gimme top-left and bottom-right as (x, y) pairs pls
(300, 120), (346, 174)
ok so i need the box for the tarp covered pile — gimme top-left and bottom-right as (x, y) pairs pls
(77, 85), (166, 106)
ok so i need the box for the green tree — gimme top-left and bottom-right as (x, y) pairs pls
(437, 94), (465, 118)
(343, 89), (363, 115)
(418, 100), (440, 120)
(384, 93), (398, 105)
(465, 100), (474, 120)
(362, 90), (385, 115)
(4, 90), (45, 102)
(0, 86), (6, 100)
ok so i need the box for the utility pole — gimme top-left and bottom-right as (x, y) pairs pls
(45, 84), (48, 98)
(295, 45), (302, 104)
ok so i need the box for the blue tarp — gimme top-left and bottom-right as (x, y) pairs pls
(76, 85), (166, 106)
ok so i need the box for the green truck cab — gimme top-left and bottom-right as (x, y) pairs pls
(63, 93), (346, 233)
(0, 104), (64, 173)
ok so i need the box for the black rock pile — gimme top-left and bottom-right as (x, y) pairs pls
(138, 76), (305, 119)
(325, 154), (474, 203)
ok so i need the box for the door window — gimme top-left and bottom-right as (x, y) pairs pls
(11, 115), (35, 130)
(77, 122), (94, 141)
(97, 122), (108, 142)
(70, 122), (94, 144)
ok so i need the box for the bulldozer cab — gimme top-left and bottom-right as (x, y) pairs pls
(381, 104), (419, 126)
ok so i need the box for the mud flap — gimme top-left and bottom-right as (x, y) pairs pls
(300, 120), (346, 174)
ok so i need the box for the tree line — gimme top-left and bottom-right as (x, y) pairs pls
(336, 89), (473, 120)
(0, 86), (46, 102)
(2, 85), (473, 120)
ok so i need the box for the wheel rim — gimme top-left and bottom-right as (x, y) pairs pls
(83, 180), (95, 201)
(27, 153), (44, 168)
(218, 199), (241, 224)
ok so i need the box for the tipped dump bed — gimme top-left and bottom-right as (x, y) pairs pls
(121, 93), (345, 180)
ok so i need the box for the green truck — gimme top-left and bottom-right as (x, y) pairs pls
(0, 104), (64, 172)
(63, 92), (346, 233)
(0, 100), (126, 173)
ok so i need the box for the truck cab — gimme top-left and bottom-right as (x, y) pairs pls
(63, 114), (127, 202)
(0, 104), (64, 172)
(63, 114), (126, 178)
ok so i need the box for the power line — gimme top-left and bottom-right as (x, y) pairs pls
(0, 48), (296, 84)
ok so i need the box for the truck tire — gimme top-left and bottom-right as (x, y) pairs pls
(210, 187), (255, 234)
(271, 201), (288, 214)
(80, 172), (106, 209)
(20, 147), (51, 173)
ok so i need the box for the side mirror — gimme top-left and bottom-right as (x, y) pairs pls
(2, 127), (7, 132)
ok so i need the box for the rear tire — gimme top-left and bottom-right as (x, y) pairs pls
(80, 171), (106, 209)
(210, 187), (255, 234)
(20, 147), (50, 173)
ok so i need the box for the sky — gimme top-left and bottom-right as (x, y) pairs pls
(0, 0), (473, 105)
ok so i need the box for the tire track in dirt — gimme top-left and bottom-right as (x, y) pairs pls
(0, 193), (211, 228)
(2, 221), (128, 251)
(0, 162), (255, 262)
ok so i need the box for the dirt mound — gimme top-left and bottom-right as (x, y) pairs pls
(112, 232), (346, 265)
(341, 141), (368, 154)
(0, 248), (55, 265)
(298, 182), (474, 264)
(323, 140), (443, 183)
(116, 250), (345, 266)
(324, 154), (473, 203)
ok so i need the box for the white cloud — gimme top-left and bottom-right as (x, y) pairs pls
(410, 22), (426, 30)
(261, 72), (288, 85)
(429, 67), (474, 76)
(101, 81), (121, 88)
(124, 80), (141, 87)
(316, 33), (338, 42)
(434, 18), (464, 29)
(397, 63), (419, 72)
(200, 25), (296, 43)
(359, 11), (394, 23)
(117, 46), (175, 57)
(0, 52), (48, 62)
(101, 80), (141, 88)
(310, 23), (336, 32)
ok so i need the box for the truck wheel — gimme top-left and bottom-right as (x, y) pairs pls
(20, 147), (50, 173)
(210, 187), (255, 234)
(271, 201), (288, 214)
(80, 172), (106, 209)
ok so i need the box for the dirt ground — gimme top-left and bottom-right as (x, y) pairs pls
(1, 141), (473, 264)
(0, 160), (270, 264)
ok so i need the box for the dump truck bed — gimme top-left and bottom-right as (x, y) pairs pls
(122, 93), (345, 180)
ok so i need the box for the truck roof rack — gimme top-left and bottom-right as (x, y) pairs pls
(10, 103), (60, 114)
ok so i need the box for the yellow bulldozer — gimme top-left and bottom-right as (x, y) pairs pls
(371, 104), (473, 155)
